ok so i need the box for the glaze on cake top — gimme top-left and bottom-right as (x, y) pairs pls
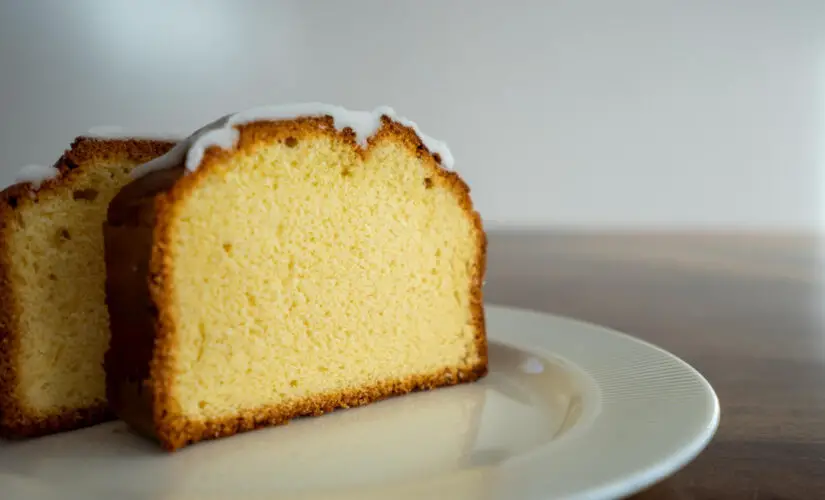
(131, 103), (454, 179)
(13, 164), (59, 189)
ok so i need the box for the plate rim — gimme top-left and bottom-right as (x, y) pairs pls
(484, 304), (721, 500)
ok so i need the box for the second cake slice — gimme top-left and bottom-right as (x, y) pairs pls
(0, 137), (175, 437)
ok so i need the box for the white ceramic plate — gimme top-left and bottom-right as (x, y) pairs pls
(1, 305), (719, 500)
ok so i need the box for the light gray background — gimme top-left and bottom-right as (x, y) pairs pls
(1, 0), (823, 229)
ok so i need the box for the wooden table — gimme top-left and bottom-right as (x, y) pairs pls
(485, 230), (825, 499)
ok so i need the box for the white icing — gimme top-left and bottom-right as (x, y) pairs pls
(186, 126), (239, 174)
(129, 114), (233, 178)
(374, 106), (455, 169)
(130, 103), (454, 179)
(84, 125), (183, 142)
(519, 357), (545, 374)
(14, 164), (59, 189)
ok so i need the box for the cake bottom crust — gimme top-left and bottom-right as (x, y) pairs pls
(155, 361), (488, 451)
(0, 401), (112, 439)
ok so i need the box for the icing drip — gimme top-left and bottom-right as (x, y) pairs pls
(130, 103), (454, 179)
(130, 114), (233, 178)
(14, 164), (59, 189)
(374, 106), (455, 169)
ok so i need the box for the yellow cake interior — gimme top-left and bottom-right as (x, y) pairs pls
(7, 161), (138, 415)
(166, 133), (483, 419)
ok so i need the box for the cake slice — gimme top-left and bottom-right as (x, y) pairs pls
(104, 104), (488, 451)
(0, 137), (175, 438)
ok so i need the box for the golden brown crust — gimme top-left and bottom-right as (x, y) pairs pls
(161, 366), (487, 451)
(63, 136), (177, 170)
(105, 116), (487, 451)
(0, 137), (175, 438)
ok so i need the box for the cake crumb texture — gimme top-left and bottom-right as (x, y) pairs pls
(0, 138), (174, 438)
(106, 117), (487, 450)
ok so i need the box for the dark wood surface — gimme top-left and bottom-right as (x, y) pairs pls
(485, 229), (825, 500)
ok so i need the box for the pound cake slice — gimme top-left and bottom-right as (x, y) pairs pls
(104, 104), (488, 451)
(0, 137), (175, 438)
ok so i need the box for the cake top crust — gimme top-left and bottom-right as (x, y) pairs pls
(4, 137), (176, 197)
(130, 103), (455, 179)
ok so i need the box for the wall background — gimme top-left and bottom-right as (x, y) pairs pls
(1, 0), (823, 229)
